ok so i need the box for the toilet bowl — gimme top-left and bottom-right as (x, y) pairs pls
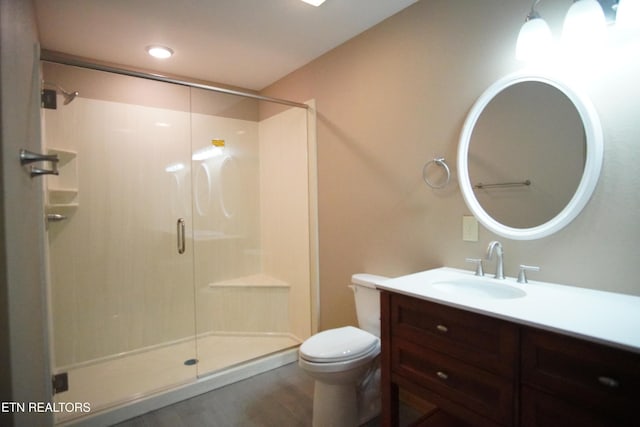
(298, 274), (387, 427)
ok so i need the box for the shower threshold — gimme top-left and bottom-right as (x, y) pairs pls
(54, 333), (300, 425)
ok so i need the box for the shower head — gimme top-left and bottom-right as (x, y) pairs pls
(61, 88), (79, 105)
(42, 81), (79, 105)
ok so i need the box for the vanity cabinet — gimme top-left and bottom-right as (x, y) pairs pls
(521, 328), (640, 427)
(380, 291), (640, 427)
(382, 291), (517, 427)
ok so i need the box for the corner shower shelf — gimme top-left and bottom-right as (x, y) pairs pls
(45, 148), (79, 217)
(48, 188), (78, 205)
(48, 148), (76, 166)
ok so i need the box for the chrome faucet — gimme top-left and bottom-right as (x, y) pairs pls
(486, 241), (505, 279)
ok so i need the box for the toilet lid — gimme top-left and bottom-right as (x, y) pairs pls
(299, 326), (379, 363)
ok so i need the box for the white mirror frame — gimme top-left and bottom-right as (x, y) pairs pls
(458, 71), (603, 240)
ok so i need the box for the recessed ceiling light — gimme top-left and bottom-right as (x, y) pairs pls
(146, 45), (174, 59)
(301, 0), (326, 6)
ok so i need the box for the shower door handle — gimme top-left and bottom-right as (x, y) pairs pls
(177, 218), (186, 254)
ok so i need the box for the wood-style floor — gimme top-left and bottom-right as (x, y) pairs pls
(113, 361), (419, 427)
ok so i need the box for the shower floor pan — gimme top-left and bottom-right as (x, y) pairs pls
(54, 333), (300, 424)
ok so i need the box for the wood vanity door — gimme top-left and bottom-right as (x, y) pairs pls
(521, 386), (617, 427)
(521, 328), (640, 426)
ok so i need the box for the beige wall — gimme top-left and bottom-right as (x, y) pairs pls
(262, 0), (640, 330)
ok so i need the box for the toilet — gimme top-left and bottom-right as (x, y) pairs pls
(299, 273), (388, 427)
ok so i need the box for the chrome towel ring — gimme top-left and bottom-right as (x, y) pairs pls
(422, 157), (451, 189)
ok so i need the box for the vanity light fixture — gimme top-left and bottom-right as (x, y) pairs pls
(301, 0), (326, 6)
(146, 45), (174, 59)
(516, 0), (553, 61)
(561, 0), (607, 51)
(514, 0), (637, 61)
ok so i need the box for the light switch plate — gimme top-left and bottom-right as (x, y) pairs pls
(463, 215), (478, 242)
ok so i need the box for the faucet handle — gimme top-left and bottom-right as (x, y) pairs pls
(517, 265), (540, 284)
(465, 258), (484, 276)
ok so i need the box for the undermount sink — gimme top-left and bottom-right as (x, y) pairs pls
(431, 278), (526, 300)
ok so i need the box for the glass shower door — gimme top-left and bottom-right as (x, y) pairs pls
(44, 63), (198, 422)
(190, 88), (312, 377)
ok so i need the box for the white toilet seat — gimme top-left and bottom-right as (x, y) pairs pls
(299, 326), (379, 363)
(299, 343), (380, 374)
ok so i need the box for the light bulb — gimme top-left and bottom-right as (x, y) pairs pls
(616, 0), (640, 31)
(301, 0), (326, 6)
(562, 0), (607, 53)
(516, 16), (553, 61)
(146, 46), (174, 59)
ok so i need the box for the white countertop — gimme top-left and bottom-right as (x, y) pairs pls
(376, 267), (640, 354)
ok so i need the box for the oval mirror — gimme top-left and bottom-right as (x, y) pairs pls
(458, 71), (603, 240)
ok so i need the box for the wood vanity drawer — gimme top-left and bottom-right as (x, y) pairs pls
(521, 327), (640, 420)
(390, 293), (518, 378)
(393, 338), (514, 426)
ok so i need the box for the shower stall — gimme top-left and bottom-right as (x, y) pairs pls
(41, 58), (317, 424)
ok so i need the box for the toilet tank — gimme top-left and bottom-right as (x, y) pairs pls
(351, 274), (388, 338)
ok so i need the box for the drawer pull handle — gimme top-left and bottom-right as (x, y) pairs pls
(436, 371), (449, 381)
(436, 324), (448, 333)
(598, 376), (620, 388)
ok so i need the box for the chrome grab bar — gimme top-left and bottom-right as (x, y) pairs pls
(177, 218), (186, 254)
(473, 179), (531, 190)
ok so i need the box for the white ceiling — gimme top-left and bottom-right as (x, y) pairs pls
(34, 0), (418, 91)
